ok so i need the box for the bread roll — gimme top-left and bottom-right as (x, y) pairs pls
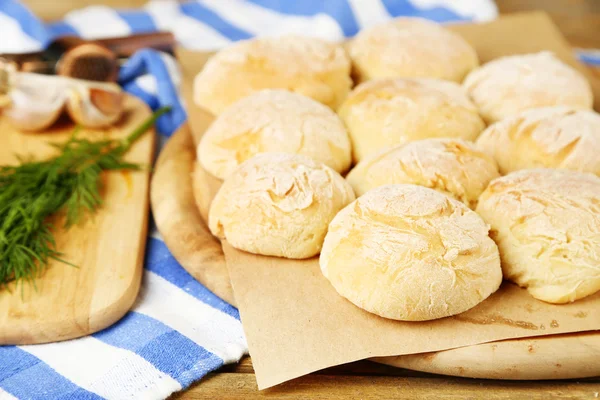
(463, 52), (593, 123)
(338, 78), (485, 162)
(198, 90), (352, 180)
(320, 184), (502, 321)
(346, 138), (499, 209)
(209, 153), (355, 259)
(194, 35), (351, 115)
(476, 107), (600, 175)
(349, 17), (478, 83)
(476, 169), (600, 303)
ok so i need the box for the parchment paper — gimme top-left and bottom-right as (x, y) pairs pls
(218, 12), (600, 389)
(224, 244), (600, 389)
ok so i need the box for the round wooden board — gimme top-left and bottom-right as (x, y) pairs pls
(150, 123), (234, 305)
(152, 124), (600, 381)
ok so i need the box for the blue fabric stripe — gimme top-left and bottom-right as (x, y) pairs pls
(93, 312), (224, 387)
(246, 0), (359, 36)
(578, 52), (600, 66)
(0, 347), (102, 400)
(145, 238), (241, 320)
(119, 49), (186, 135)
(45, 21), (78, 38)
(380, 0), (467, 22)
(180, 1), (252, 41)
(0, 0), (49, 47)
(118, 10), (157, 34)
(123, 81), (160, 110)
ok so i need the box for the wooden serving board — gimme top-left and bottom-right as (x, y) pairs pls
(153, 124), (600, 381)
(150, 11), (600, 381)
(0, 95), (154, 345)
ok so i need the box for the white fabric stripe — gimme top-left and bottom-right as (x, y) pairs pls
(409, 0), (498, 22)
(0, 388), (18, 400)
(199, 0), (344, 41)
(20, 337), (181, 399)
(63, 6), (132, 39)
(144, 0), (182, 31)
(346, 0), (391, 29)
(171, 14), (231, 50)
(135, 74), (158, 95)
(134, 272), (247, 363)
(160, 53), (182, 90)
(136, 53), (182, 95)
(0, 12), (44, 54)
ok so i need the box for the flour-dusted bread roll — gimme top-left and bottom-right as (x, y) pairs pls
(463, 52), (593, 123)
(198, 90), (352, 180)
(320, 184), (502, 321)
(338, 78), (485, 162)
(476, 107), (600, 175)
(477, 169), (600, 303)
(346, 138), (499, 209)
(349, 17), (478, 83)
(209, 153), (355, 259)
(194, 35), (352, 115)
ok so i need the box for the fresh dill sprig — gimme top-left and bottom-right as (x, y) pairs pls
(0, 106), (170, 289)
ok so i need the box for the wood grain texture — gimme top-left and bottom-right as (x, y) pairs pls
(0, 96), (153, 345)
(496, 0), (600, 49)
(150, 124), (235, 305)
(377, 331), (600, 380)
(174, 369), (600, 400)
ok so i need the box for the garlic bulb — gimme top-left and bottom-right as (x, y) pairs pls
(0, 63), (124, 131)
(66, 82), (124, 128)
(2, 72), (68, 131)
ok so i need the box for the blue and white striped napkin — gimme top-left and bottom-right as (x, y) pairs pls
(2, 1), (596, 399)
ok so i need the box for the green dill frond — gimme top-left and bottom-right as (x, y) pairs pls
(0, 106), (170, 290)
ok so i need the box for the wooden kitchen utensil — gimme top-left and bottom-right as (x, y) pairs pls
(0, 95), (154, 345)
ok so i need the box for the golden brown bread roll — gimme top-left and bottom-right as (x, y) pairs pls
(463, 52), (593, 123)
(346, 138), (499, 209)
(476, 169), (600, 303)
(198, 89), (352, 180)
(476, 106), (600, 175)
(194, 35), (351, 115)
(320, 184), (502, 321)
(349, 17), (478, 83)
(338, 78), (485, 162)
(209, 153), (355, 259)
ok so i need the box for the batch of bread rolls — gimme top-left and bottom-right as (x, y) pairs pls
(192, 17), (600, 322)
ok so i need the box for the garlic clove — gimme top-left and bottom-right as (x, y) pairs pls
(2, 72), (68, 131)
(65, 82), (124, 128)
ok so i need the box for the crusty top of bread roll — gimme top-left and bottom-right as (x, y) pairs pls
(198, 90), (352, 180)
(320, 184), (502, 321)
(476, 169), (600, 304)
(476, 106), (600, 175)
(349, 17), (478, 83)
(209, 153), (355, 259)
(338, 78), (485, 162)
(194, 35), (352, 115)
(463, 52), (593, 123)
(346, 138), (499, 209)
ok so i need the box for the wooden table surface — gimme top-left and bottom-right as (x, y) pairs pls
(20, 0), (600, 398)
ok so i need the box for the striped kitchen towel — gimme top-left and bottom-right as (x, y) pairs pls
(8, 0), (596, 399)
(0, 0), (500, 136)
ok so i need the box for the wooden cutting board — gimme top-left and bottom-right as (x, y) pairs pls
(0, 95), (154, 345)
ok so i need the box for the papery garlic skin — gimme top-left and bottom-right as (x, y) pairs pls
(66, 83), (124, 128)
(3, 72), (68, 131)
(0, 67), (125, 131)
